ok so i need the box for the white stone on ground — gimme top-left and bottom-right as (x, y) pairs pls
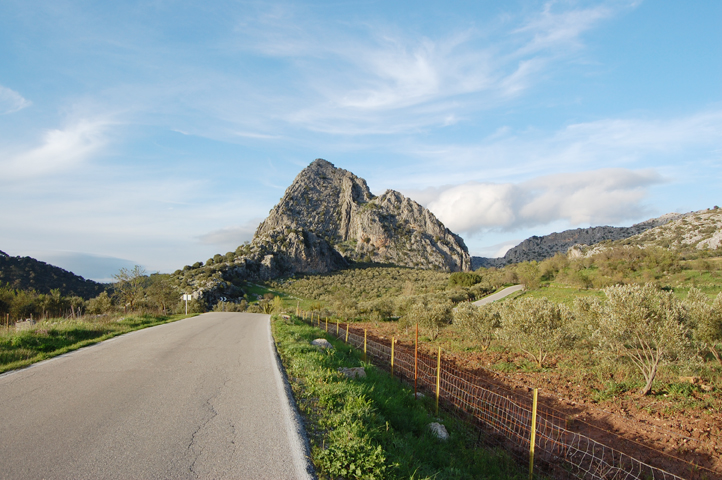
(428, 422), (449, 440)
(311, 338), (333, 349)
(338, 367), (366, 378)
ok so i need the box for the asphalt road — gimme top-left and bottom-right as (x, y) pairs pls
(0, 313), (313, 479)
(472, 284), (524, 306)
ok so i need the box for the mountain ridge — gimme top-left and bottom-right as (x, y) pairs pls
(471, 212), (689, 269)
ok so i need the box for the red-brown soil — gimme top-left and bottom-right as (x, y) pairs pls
(347, 321), (722, 479)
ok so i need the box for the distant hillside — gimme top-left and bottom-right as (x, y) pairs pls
(0, 251), (106, 299)
(570, 207), (722, 257)
(471, 213), (686, 269)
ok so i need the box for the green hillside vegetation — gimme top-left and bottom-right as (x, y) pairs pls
(0, 267), (203, 323)
(0, 251), (105, 299)
(270, 244), (722, 400)
(0, 313), (194, 373)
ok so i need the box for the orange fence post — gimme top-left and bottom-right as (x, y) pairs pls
(436, 346), (441, 416)
(529, 388), (538, 480)
(391, 336), (395, 377)
(414, 323), (418, 398)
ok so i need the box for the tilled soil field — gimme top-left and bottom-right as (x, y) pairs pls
(344, 320), (722, 479)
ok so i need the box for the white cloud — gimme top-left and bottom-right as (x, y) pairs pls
(513, 2), (614, 56)
(0, 119), (111, 180)
(226, 2), (626, 135)
(412, 168), (663, 235)
(0, 85), (31, 114)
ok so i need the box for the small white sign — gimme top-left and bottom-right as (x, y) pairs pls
(182, 294), (192, 300)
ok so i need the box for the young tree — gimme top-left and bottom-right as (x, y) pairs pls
(146, 274), (178, 314)
(113, 265), (148, 312)
(498, 297), (574, 368)
(453, 302), (500, 351)
(595, 283), (690, 396)
(516, 262), (541, 290)
(272, 295), (284, 313)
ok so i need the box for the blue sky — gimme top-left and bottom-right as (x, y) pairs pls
(1, 0), (720, 281)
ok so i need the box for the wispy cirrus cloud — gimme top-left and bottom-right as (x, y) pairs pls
(513, 2), (616, 56)
(0, 85), (32, 114)
(226, 1), (633, 135)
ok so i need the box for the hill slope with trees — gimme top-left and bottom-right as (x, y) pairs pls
(0, 250), (106, 299)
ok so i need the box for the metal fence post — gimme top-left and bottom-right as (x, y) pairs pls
(414, 323), (418, 398)
(529, 388), (538, 480)
(391, 336), (395, 377)
(436, 346), (441, 416)
(363, 329), (367, 362)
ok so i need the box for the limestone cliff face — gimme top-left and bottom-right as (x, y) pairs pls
(256, 159), (471, 272)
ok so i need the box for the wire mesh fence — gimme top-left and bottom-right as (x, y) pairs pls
(299, 313), (718, 480)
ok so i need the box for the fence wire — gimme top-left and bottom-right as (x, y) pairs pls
(301, 315), (717, 480)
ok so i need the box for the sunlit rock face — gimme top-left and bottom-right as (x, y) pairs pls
(255, 159), (471, 273)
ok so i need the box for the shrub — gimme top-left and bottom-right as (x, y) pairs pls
(453, 302), (500, 351)
(497, 297), (574, 368)
(404, 300), (452, 340)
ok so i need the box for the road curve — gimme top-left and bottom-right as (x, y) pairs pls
(0, 313), (314, 480)
(472, 284), (524, 306)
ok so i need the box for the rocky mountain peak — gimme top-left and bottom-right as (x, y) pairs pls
(256, 159), (470, 272)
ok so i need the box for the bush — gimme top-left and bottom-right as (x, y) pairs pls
(453, 302), (500, 351)
(497, 297), (574, 368)
(594, 283), (691, 395)
(404, 300), (452, 340)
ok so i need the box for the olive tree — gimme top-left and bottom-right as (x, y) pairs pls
(497, 297), (574, 368)
(685, 288), (722, 364)
(405, 299), (452, 340)
(453, 302), (500, 351)
(594, 283), (690, 396)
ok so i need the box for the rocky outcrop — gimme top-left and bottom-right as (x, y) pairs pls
(471, 213), (687, 268)
(177, 159), (471, 306)
(256, 159), (471, 272)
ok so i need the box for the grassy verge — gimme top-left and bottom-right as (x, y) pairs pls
(0, 313), (197, 374)
(272, 315), (527, 480)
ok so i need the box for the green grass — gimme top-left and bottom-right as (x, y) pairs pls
(520, 284), (604, 305)
(0, 313), (197, 373)
(272, 315), (528, 480)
